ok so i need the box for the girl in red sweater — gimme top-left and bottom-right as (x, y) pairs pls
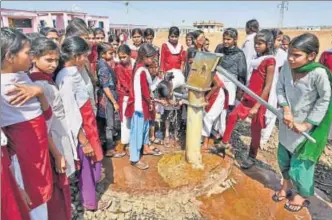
(125, 44), (162, 170)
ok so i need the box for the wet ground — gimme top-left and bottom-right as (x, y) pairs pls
(72, 121), (332, 220)
(95, 148), (322, 220)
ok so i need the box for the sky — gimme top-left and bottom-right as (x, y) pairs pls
(2, 1), (332, 28)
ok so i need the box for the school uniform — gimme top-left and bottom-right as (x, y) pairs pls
(80, 65), (97, 115)
(202, 73), (229, 138)
(96, 59), (118, 151)
(215, 44), (247, 106)
(88, 44), (98, 76)
(160, 42), (186, 90)
(56, 66), (103, 210)
(222, 56), (276, 158)
(261, 48), (288, 144)
(129, 44), (141, 60)
(1, 130), (31, 220)
(125, 63), (154, 162)
(1, 72), (53, 219)
(115, 58), (136, 145)
(276, 62), (331, 197)
(30, 71), (76, 220)
(242, 33), (257, 81)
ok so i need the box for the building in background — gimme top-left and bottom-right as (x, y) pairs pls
(109, 23), (147, 37)
(1, 8), (109, 39)
(1, 8), (39, 33)
(193, 21), (223, 32)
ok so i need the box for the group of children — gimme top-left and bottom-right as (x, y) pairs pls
(1, 16), (332, 220)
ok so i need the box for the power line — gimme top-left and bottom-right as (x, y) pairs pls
(277, 1), (288, 28)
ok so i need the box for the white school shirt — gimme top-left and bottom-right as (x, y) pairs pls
(1, 72), (42, 127)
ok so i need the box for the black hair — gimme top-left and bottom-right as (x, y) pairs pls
(54, 36), (90, 76)
(108, 34), (120, 43)
(40, 27), (59, 37)
(69, 17), (87, 28)
(271, 28), (284, 41)
(131, 28), (143, 37)
(94, 27), (105, 37)
(255, 29), (275, 55)
(246, 19), (259, 33)
(97, 42), (112, 58)
(223, 28), (238, 40)
(144, 28), (155, 38)
(168, 26), (180, 37)
(157, 80), (172, 98)
(283, 35), (291, 42)
(186, 32), (194, 39)
(117, 44), (131, 55)
(136, 43), (156, 63)
(88, 28), (95, 35)
(61, 36), (90, 61)
(65, 18), (88, 37)
(30, 37), (60, 58)
(1, 27), (30, 65)
(192, 30), (204, 40)
(26, 32), (44, 41)
(289, 33), (319, 55)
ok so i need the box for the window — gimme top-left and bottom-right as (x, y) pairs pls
(53, 20), (56, 28)
(40, 20), (46, 28)
(99, 21), (104, 29)
(9, 18), (33, 28)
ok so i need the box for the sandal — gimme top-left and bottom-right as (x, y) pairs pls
(209, 146), (226, 158)
(143, 147), (162, 156)
(105, 150), (126, 158)
(131, 161), (149, 170)
(152, 138), (164, 145)
(284, 200), (310, 212)
(272, 190), (293, 202)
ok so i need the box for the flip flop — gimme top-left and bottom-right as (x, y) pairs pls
(152, 138), (164, 145)
(105, 150), (126, 158)
(209, 147), (226, 158)
(284, 200), (310, 212)
(272, 190), (293, 202)
(143, 148), (162, 156)
(131, 161), (149, 170)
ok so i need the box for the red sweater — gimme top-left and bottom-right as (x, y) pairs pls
(159, 43), (186, 72)
(243, 57), (276, 107)
(319, 51), (332, 72)
(125, 63), (154, 120)
(114, 62), (133, 121)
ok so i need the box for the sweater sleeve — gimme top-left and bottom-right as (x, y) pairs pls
(306, 68), (331, 125)
(159, 44), (167, 72)
(140, 71), (151, 103)
(237, 52), (248, 85)
(319, 52), (327, 66)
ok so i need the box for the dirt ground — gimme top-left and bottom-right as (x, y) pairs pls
(151, 29), (332, 57)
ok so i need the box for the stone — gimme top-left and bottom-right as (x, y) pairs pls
(120, 201), (132, 213)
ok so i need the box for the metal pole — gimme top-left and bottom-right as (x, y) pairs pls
(216, 66), (316, 144)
